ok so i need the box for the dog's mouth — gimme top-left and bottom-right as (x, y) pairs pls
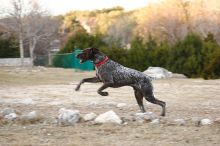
(76, 54), (86, 64)
(79, 59), (85, 64)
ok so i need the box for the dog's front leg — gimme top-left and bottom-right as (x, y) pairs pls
(75, 77), (100, 91)
(97, 82), (113, 96)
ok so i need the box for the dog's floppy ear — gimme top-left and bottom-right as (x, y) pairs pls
(91, 47), (99, 54)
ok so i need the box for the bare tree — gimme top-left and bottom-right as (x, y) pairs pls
(2, 0), (60, 66)
(135, 0), (220, 44)
(23, 1), (60, 65)
(106, 14), (136, 48)
(8, 0), (25, 66)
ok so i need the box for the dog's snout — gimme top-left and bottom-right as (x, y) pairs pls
(76, 54), (81, 58)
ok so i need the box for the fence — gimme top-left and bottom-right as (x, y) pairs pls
(1, 50), (95, 71)
(49, 50), (94, 71)
(0, 58), (32, 66)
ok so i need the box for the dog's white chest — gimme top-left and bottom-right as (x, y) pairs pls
(95, 67), (102, 80)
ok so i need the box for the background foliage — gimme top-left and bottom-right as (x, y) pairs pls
(0, 35), (19, 58)
(1, 0), (220, 79)
(58, 32), (220, 79)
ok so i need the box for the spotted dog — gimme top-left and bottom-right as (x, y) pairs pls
(75, 48), (166, 116)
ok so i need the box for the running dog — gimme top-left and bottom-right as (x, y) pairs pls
(75, 48), (166, 116)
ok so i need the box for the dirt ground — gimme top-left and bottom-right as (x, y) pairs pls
(0, 67), (220, 146)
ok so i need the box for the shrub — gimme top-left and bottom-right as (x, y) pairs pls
(202, 49), (220, 79)
(59, 31), (220, 79)
(59, 32), (107, 53)
(0, 35), (19, 58)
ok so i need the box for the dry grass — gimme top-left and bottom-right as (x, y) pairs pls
(0, 66), (95, 86)
(0, 67), (220, 146)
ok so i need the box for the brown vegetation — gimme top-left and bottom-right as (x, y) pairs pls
(0, 67), (220, 146)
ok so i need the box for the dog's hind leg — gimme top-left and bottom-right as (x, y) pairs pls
(144, 94), (166, 116)
(134, 88), (146, 113)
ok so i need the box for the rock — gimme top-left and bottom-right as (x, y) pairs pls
(94, 110), (122, 124)
(20, 98), (34, 105)
(143, 67), (172, 79)
(83, 113), (97, 122)
(172, 73), (187, 78)
(134, 112), (157, 123)
(214, 118), (220, 124)
(57, 108), (80, 126)
(25, 111), (37, 119)
(89, 101), (98, 106)
(20, 111), (42, 124)
(1, 108), (15, 116)
(121, 116), (135, 123)
(150, 119), (160, 124)
(116, 103), (127, 108)
(191, 117), (201, 126)
(144, 67), (187, 79)
(172, 119), (185, 126)
(105, 102), (117, 106)
(4, 113), (17, 120)
(199, 118), (213, 125)
(37, 66), (47, 71)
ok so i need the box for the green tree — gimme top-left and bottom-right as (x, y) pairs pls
(0, 35), (19, 58)
(152, 42), (170, 68)
(202, 49), (220, 79)
(104, 45), (128, 66)
(202, 33), (220, 79)
(128, 36), (149, 71)
(59, 32), (107, 53)
(168, 33), (203, 77)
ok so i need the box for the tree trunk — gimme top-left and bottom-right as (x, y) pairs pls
(19, 33), (24, 66)
(29, 37), (37, 67)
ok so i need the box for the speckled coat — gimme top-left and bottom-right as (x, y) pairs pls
(75, 48), (166, 116)
(96, 59), (153, 90)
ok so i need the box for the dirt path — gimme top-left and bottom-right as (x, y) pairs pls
(0, 67), (220, 146)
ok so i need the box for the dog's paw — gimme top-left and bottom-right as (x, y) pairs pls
(98, 92), (109, 96)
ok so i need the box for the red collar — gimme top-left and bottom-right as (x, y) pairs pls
(94, 57), (109, 68)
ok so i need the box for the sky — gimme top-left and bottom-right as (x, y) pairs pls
(0, 0), (159, 15)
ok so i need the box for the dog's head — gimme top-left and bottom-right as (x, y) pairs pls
(76, 47), (100, 64)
